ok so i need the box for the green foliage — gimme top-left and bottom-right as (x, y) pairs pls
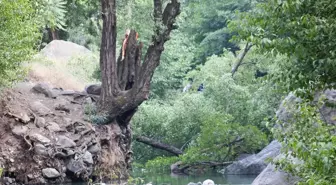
(181, 114), (268, 164)
(273, 99), (336, 185)
(36, 0), (67, 30)
(145, 156), (179, 173)
(0, 0), (40, 86)
(229, 0), (336, 92)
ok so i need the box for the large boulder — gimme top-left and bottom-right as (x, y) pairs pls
(251, 164), (299, 185)
(40, 40), (91, 62)
(220, 140), (281, 175)
(276, 90), (336, 126)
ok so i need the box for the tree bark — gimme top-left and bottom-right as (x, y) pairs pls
(96, 0), (181, 180)
(135, 136), (183, 156)
(231, 42), (253, 77)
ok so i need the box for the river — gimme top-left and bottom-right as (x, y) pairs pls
(69, 172), (256, 185)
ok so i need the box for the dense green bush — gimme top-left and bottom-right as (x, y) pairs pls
(0, 0), (40, 86)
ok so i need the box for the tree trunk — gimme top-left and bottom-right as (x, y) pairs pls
(135, 136), (183, 156)
(96, 0), (181, 180)
(49, 28), (59, 40)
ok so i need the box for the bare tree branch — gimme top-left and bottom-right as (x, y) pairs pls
(135, 136), (183, 156)
(231, 43), (253, 77)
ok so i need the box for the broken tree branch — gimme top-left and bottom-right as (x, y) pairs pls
(135, 136), (183, 156)
(231, 42), (253, 77)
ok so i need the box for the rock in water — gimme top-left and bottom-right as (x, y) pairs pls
(251, 164), (299, 185)
(42, 168), (61, 179)
(202, 179), (215, 185)
(221, 140), (281, 175)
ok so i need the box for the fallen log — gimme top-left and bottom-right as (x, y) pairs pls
(135, 136), (183, 156)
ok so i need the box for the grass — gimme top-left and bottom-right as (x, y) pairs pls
(27, 52), (100, 91)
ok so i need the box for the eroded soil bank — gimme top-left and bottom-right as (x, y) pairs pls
(0, 82), (132, 184)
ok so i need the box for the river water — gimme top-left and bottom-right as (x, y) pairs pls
(133, 172), (256, 185)
(68, 172), (256, 185)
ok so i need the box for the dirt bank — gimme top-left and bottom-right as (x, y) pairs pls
(0, 82), (132, 184)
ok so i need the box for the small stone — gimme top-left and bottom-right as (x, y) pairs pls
(34, 143), (48, 156)
(33, 83), (58, 98)
(30, 101), (51, 116)
(83, 151), (93, 164)
(66, 159), (85, 173)
(85, 97), (93, 104)
(12, 125), (28, 136)
(21, 113), (31, 123)
(36, 117), (46, 128)
(42, 168), (61, 178)
(29, 133), (51, 144)
(55, 100), (70, 113)
(56, 135), (76, 148)
(88, 144), (100, 154)
(46, 122), (61, 132)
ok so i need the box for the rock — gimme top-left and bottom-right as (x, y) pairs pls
(46, 122), (61, 132)
(21, 113), (31, 123)
(82, 151), (93, 164)
(88, 144), (100, 154)
(39, 40), (92, 62)
(42, 168), (61, 178)
(85, 84), (101, 95)
(29, 133), (51, 144)
(30, 101), (51, 116)
(34, 143), (48, 156)
(202, 179), (215, 185)
(221, 140), (281, 175)
(12, 125), (28, 136)
(320, 89), (336, 126)
(32, 83), (58, 98)
(251, 164), (299, 185)
(66, 159), (85, 174)
(187, 182), (202, 185)
(55, 100), (70, 113)
(56, 135), (76, 148)
(36, 117), (46, 128)
(84, 97), (93, 104)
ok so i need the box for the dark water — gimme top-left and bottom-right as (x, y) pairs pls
(69, 172), (256, 185)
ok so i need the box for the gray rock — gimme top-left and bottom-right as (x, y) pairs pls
(42, 168), (61, 178)
(55, 100), (70, 113)
(85, 84), (101, 95)
(36, 117), (46, 128)
(320, 89), (336, 126)
(29, 133), (51, 144)
(12, 125), (28, 136)
(187, 182), (202, 185)
(221, 140), (281, 175)
(33, 83), (58, 98)
(56, 135), (76, 148)
(30, 101), (51, 116)
(83, 151), (93, 164)
(202, 179), (215, 185)
(40, 40), (92, 62)
(251, 164), (299, 185)
(88, 144), (100, 154)
(46, 122), (61, 132)
(66, 159), (85, 174)
(34, 143), (48, 156)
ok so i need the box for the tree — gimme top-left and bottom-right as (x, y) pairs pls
(229, 0), (336, 93)
(0, 0), (40, 86)
(96, 0), (181, 178)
